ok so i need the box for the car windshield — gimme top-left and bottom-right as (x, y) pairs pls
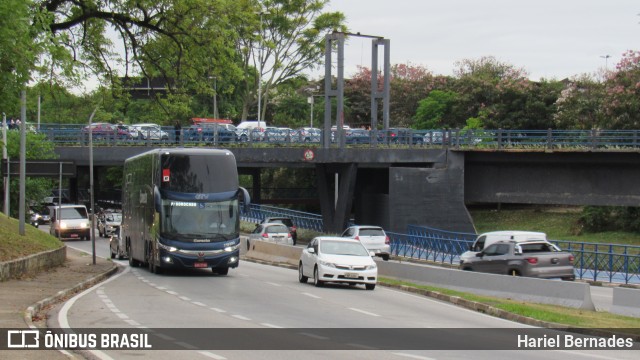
(59, 207), (87, 219)
(106, 213), (122, 222)
(161, 199), (239, 241)
(320, 240), (369, 256)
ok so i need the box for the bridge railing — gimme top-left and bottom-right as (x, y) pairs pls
(28, 124), (640, 150)
(241, 204), (325, 233)
(392, 224), (640, 285)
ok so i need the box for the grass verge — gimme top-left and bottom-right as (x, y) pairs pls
(0, 216), (63, 262)
(470, 207), (640, 245)
(379, 276), (640, 333)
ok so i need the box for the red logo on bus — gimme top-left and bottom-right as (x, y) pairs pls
(162, 169), (170, 182)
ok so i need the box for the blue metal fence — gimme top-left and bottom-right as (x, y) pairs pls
(241, 206), (640, 284)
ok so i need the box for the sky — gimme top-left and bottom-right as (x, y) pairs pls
(308, 0), (640, 80)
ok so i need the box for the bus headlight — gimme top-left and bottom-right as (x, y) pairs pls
(60, 222), (67, 229)
(157, 242), (177, 252)
(224, 244), (240, 252)
(80, 222), (87, 228)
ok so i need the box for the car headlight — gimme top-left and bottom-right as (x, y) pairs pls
(60, 222), (67, 229)
(319, 260), (336, 268)
(80, 222), (87, 228)
(365, 264), (377, 270)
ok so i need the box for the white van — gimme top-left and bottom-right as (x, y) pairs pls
(459, 231), (547, 261)
(49, 204), (91, 240)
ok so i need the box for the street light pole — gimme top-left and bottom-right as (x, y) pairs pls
(209, 76), (218, 119)
(600, 54), (611, 70)
(258, 10), (269, 122)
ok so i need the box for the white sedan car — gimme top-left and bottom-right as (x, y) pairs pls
(299, 237), (377, 290)
(249, 223), (293, 245)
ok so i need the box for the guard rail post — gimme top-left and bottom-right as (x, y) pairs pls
(546, 128), (553, 150)
(497, 128), (503, 149)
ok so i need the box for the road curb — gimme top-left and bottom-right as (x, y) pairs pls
(23, 262), (119, 328)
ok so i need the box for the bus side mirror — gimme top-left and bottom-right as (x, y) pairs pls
(154, 186), (162, 213)
(239, 187), (251, 212)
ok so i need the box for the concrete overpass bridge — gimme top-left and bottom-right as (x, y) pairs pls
(53, 145), (640, 234)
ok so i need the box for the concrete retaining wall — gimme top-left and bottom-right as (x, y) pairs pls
(611, 287), (640, 317)
(245, 239), (302, 267)
(0, 246), (66, 282)
(377, 261), (595, 310)
(242, 240), (595, 310)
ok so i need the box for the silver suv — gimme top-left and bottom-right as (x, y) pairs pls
(341, 225), (391, 261)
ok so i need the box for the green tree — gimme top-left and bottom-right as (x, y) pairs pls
(0, 0), (38, 113)
(553, 75), (605, 129)
(413, 90), (459, 129)
(3, 130), (57, 217)
(238, 0), (346, 121)
(600, 50), (640, 129)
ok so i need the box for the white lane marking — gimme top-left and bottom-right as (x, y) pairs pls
(210, 307), (227, 313)
(193, 301), (207, 307)
(392, 353), (437, 360)
(232, 314), (251, 321)
(302, 292), (321, 299)
(116, 313), (129, 320)
(347, 343), (378, 350)
(349, 307), (380, 317)
(156, 286), (167, 290)
(175, 341), (197, 350)
(166, 290), (178, 295)
(380, 286), (534, 327)
(179, 296), (192, 301)
(58, 265), (130, 328)
(299, 332), (329, 340)
(261, 323), (284, 328)
(125, 319), (141, 326)
(265, 281), (282, 287)
(198, 351), (227, 360)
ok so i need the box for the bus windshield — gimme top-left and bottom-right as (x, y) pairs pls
(161, 199), (239, 241)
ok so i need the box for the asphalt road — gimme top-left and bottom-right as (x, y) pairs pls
(35, 225), (633, 360)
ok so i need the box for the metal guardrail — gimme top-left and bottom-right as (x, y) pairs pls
(241, 206), (640, 284)
(21, 124), (640, 150)
(241, 204), (325, 233)
(396, 224), (640, 285)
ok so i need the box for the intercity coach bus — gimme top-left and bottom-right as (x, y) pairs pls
(122, 148), (249, 274)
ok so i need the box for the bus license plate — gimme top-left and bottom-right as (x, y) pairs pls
(194, 262), (208, 268)
(345, 272), (358, 279)
(70, 234), (78, 238)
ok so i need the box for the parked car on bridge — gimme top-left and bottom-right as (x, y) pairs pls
(345, 129), (372, 144)
(185, 123), (237, 144)
(378, 128), (424, 145)
(130, 123), (169, 140)
(82, 122), (132, 141)
(296, 127), (322, 143)
(298, 236), (377, 290)
(341, 225), (391, 261)
(459, 240), (575, 280)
